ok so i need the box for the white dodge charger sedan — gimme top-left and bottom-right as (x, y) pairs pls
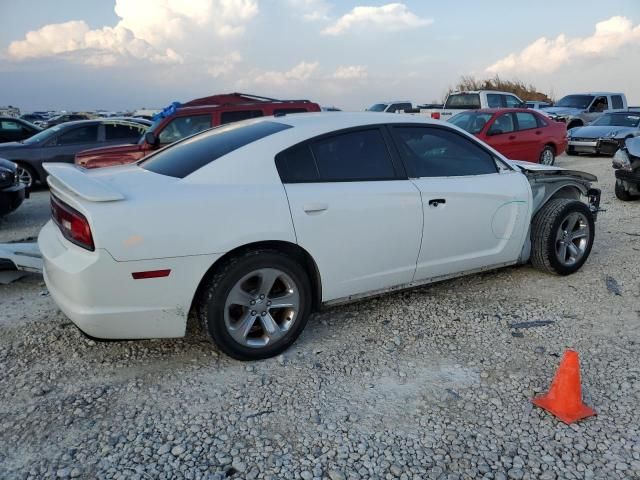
(39, 113), (601, 360)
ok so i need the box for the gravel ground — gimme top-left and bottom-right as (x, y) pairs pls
(0, 154), (639, 480)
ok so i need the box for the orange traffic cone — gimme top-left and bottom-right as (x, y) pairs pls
(532, 349), (596, 424)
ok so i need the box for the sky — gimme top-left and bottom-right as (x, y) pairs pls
(0, 0), (639, 112)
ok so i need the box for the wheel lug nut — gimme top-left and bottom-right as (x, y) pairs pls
(261, 311), (267, 316)
(259, 294), (265, 299)
(267, 301), (272, 306)
(250, 300), (255, 305)
(251, 310), (257, 316)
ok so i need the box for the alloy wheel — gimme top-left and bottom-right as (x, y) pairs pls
(224, 268), (300, 348)
(16, 166), (33, 188)
(540, 148), (555, 166)
(555, 212), (590, 267)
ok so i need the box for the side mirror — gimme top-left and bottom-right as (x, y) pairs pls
(145, 131), (159, 147)
(487, 128), (503, 136)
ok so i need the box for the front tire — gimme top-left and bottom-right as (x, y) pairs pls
(16, 163), (36, 188)
(531, 199), (595, 275)
(198, 249), (312, 360)
(615, 181), (635, 201)
(539, 145), (555, 165)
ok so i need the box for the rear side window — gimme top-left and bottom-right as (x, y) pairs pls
(311, 129), (396, 181)
(142, 121), (291, 178)
(105, 123), (146, 141)
(276, 128), (396, 183)
(220, 110), (264, 125)
(611, 95), (624, 109)
(392, 126), (498, 177)
(158, 115), (211, 144)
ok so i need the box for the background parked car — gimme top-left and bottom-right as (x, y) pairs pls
(567, 112), (640, 155)
(75, 93), (321, 169)
(0, 117), (42, 143)
(43, 113), (93, 128)
(541, 92), (628, 129)
(526, 101), (552, 110)
(421, 90), (525, 120)
(449, 108), (567, 165)
(0, 158), (27, 217)
(0, 119), (148, 187)
(20, 113), (48, 126)
(366, 101), (413, 113)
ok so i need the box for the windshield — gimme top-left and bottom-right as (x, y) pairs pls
(21, 125), (63, 145)
(367, 103), (388, 112)
(445, 93), (481, 110)
(555, 95), (594, 109)
(448, 112), (494, 134)
(591, 114), (640, 128)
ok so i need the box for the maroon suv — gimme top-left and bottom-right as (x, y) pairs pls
(75, 93), (321, 169)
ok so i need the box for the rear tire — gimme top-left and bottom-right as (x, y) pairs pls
(198, 249), (312, 360)
(16, 162), (36, 188)
(531, 199), (594, 275)
(539, 145), (555, 165)
(615, 181), (635, 201)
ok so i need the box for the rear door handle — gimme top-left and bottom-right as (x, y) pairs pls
(428, 198), (446, 207)
(303, 203), (328, 214)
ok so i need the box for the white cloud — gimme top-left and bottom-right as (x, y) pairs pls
(322, 3), (432, 36)
(6, 0), (258, 68)
(254, 61), (320, 86)
(288, 0), (331, 21)
(487, 16), (640, 75)
(331, 65), (368, 80)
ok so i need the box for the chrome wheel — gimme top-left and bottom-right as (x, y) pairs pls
(16, 165), (33, 188)
(555, 212), (590, 267)
(540, 147), (555, 165)
(224, 268), (300, 348)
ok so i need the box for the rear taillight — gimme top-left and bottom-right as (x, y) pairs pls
(50, 195), (94, 251)
(431, 112), (441, 120)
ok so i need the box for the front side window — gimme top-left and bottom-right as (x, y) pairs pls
(392, 126), (498, 178)
(448, 112), (494, 134)
(515, 112), (538, 131)
(105, 122), (147, 141)
(220, 110), (264, 125)
(504, 95), (522, 108)
(309, 129), (396, 182)
(555, 95), (594, 109)
(491, 114), (516, 134)
(367, 103), (388, 112)
(590, 96), (608, 112)
(142, 120), (291, 178)
(56, 125), (99, 145)
(158, 115), (211, 144)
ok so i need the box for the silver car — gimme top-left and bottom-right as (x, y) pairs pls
(568, 112), (640, 156)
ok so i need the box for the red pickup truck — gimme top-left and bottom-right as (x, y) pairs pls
(75, 93), (321, 169)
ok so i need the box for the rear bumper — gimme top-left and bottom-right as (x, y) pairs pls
(0, 183), (26, 216)
(39, 221), (222, 339)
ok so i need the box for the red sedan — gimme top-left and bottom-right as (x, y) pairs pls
(448, 108), (567, 165)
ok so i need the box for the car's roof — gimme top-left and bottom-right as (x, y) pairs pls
(448, 90), (517, 95)
(46, 119), (148, 128)
(566, 92), (623, 96)
(459, 108), (537, 114)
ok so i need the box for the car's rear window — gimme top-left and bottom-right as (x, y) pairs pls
(141, 120), (292, 178)
(445, 94), (481, 109)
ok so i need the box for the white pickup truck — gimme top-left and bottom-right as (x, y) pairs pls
(421, 90), (525, 120)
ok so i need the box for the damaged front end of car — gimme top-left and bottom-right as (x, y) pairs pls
(612, 137), (640, 199)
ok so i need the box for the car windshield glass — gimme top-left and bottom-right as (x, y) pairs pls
(21, 125), (63, 144)
(141, 120), (292, 178)
(448, 112), (494, 134)
(444, 94), (481, 109)
(592, 114), (640, 128)
(367, 104), (388, 112)
(555, 95), (594, 109)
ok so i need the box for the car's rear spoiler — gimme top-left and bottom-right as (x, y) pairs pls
(43, 163), (125, 202)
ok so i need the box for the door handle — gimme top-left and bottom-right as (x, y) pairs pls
(428, 198), (446, 207)
(303, 203), (328, 214)
(508, 135), (516, 140)
(535, 130), (542, 135)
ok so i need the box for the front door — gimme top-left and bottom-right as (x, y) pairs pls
(47, 124), (100, 163)
(277, 127), (423, 301)
(486, 113), (520, 160)
(389, 125), (531, 280)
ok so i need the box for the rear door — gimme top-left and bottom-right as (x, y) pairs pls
(513, 111), (543, 162)
(278, 127), (423, 301)
(390, 125), (530, 280)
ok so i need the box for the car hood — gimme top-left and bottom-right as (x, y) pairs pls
(570, 125), (637, 139)
(625, 136), (640, 157)
(541, 107), (582, 117)
(507, 159), (597, 182)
